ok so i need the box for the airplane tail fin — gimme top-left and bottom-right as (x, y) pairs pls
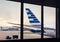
(25, 8), (41, 26)
(25, 8), (45, 33)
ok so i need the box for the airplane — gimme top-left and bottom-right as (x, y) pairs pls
(8, 8), (56, 38)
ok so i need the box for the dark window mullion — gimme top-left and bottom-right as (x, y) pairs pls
(56, 8), (60, 38)
(21, 1), (24, 40)
(41, 0), (44, 38)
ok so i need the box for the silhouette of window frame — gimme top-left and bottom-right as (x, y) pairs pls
(8, 0), (57, 40)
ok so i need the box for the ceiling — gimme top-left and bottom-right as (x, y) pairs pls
(8, 0), (56, 8)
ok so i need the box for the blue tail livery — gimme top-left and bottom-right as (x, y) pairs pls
(25, 8), (41, 26)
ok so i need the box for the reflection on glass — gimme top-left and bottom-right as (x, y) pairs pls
(23, 3), (41, 39)
(0, 0), (20, 40)
(43, 6), (56, 38)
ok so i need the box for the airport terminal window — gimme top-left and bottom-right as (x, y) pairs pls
(0, 0), (20, 40)
(43, 6), (56, 38)
(0, 0), (56, 40)
(23, 3), (42, 39)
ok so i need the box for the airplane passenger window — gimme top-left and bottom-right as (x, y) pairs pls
(23, 3), (42, 39)
(43, 6), (56, 38)
(0, 0), (20, 40)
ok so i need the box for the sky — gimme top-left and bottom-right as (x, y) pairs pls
(44, 6), (56, 28)
(0, 0), (56, 28)
(0, 0), (20, 26)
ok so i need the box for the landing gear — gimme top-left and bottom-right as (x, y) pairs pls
(13, 35), (18, 39)
(6, 36), (11, 39)
(6, 35), (18, 40)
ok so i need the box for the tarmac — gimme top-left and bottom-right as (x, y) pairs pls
(0, 30), (52, 40)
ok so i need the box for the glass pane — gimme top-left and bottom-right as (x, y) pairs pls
(0, 0), (20, 40)
(43, 6), (56, 38)
(23, 3), (41, 39)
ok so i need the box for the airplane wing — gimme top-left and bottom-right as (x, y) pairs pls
(8, 22), (55, 30)
(8, 22), (41, 28)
